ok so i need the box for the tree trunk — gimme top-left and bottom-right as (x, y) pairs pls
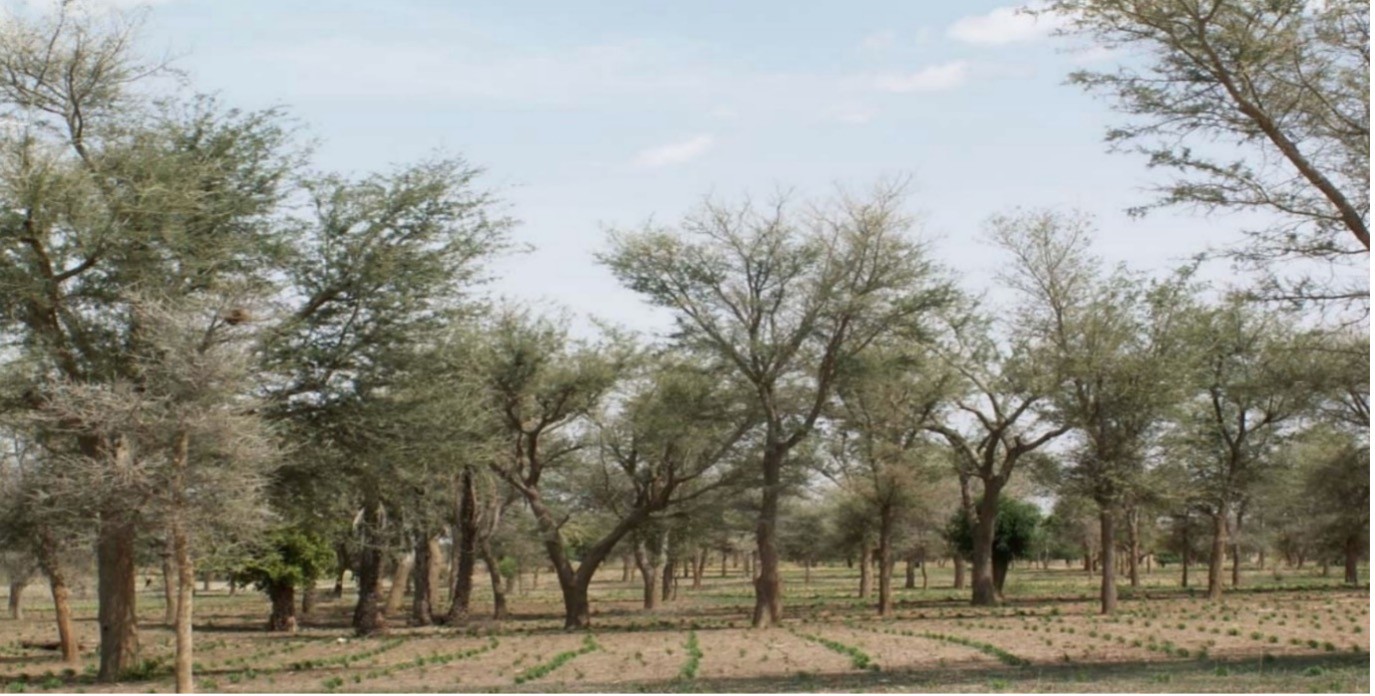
(621, 555), (631, 583)
(170, 431), (195, 694)
(480, 547), (508, 620)
(953, 555), (965, 589)
(384, 553), (413, 617)
(876, 505), (894, 616)
(969, 486), (1001, 606)
(1207, 510), (1227, 601)
(1128, 508), (1140, 588)
(301, 584), (315, 617)
(662, 557), (676, 603)
(858, 545), (872, 599)
(559, 577), (591, 630)
(904, 556), (915, 590)
(447, 469), (479, 623)
(411, 536), (435, 627)
(920, 555), (928, 589)
(992, 555), (1010, 596)
(1181, 520), (1190, 588)
(332, 543), (349, 599)
(692, 549), (707, 590)
(721, 550), (728, 577)
(351, 499), (387, 636)
(7, 579), (23, 620)
(96, 512), (140, 682)
(804, 560), (812, 585)
(634, 543), (658, 610)
(1344, 534), (1360, 585)
(36, 532), (77, 664)
(1099, 507), (1117, 614)
(161, 549), (177, 627)
(268, 583), (297, 632)
(751, 448), (784, 628)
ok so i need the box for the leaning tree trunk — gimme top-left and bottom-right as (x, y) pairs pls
(751, 448), (784, 628)
(1207, 509), (1227, 601)
(1099, 507), (1117, 614)
(96, 511), (140, 682)
(480, 547), (508, 620)
(37, 530), (78, 663)
(633, 543), (658, 610)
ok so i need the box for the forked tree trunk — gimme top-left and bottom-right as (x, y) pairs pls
(751, 448), (784, 628)
(1099, 508), (1117, 614)
(1207, 510), (1227, 601)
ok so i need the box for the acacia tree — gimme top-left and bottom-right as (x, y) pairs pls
(478, 314), (751, 628)
(601, 184), (954, 627)
(264, 157), (510, 637)
(945, 497), (1044, 596)
(828, 345), (952, 615)
(1000, 210), (1192, 613)
(1046, 0), (1370, 309)
(920, 302), (1070, 607)
(1174, 298), (1318, 599)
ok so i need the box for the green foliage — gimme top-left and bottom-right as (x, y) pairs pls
(233, 527), (336, 592)
(513, 635), (599, 684)
(945, 497), (1044, 563)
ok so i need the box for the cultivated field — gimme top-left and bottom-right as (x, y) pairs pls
(1, 563), (1368, 693)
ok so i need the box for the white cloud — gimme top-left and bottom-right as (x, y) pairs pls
(632, 135), (715, 168)
(858, 30), (897, 52)
(826, 103), (878, 124)
(873, 61), (969, 93)
(947, 3), (1067, 45)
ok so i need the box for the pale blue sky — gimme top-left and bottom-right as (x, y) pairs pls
(109, 0), (1264, 333)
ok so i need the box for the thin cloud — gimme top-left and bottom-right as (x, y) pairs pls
(873, 61), (969, 93)
(632, 135), (715, 168)
(947, 3), (1067, 45)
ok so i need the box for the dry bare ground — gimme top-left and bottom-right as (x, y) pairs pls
(0, 563), (1367, 692)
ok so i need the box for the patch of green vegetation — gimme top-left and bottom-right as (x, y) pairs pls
(513, 634), (599, 685)
(792, 631), (878, 671)
(676, 631), (704, 682)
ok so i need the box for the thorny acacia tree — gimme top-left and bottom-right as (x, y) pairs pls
(0, 4), (295, 679)
(602, 184), (954, 627)
(1047, 0), (1370, 310)
(920, 297), (1070, 607)
(999, 210), (1193, 614)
